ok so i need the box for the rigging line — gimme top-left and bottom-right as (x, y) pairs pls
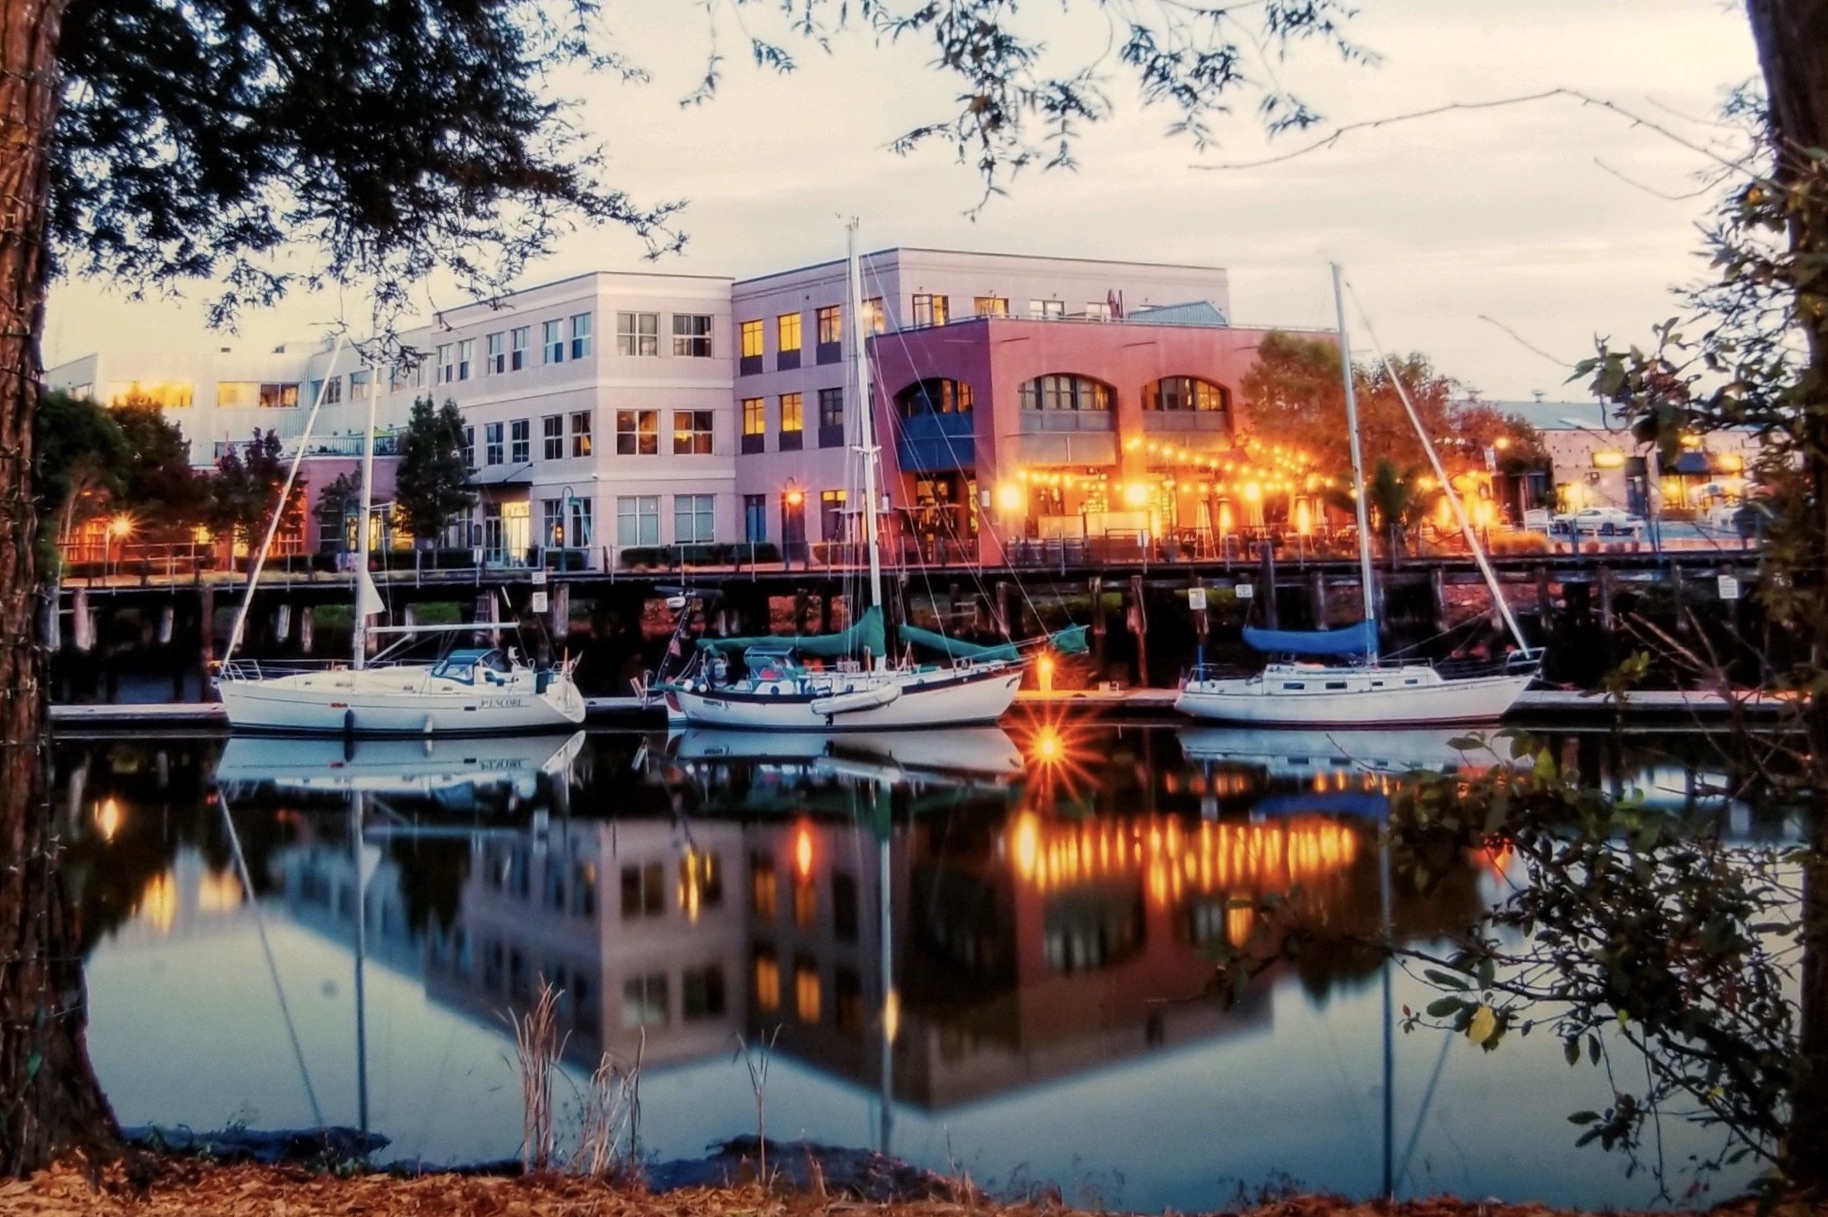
(1345, 280), (1534, 654)
(217, 789), (326, 1127)
(1394, 1021), (1455, 1193)
(223, 332), (347, 666)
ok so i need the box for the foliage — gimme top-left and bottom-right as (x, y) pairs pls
(1359, 457), (1436, 559)
(112, 400), (204, 534)
(392, 397), (474, 547)
(207, 430), (305, 551)
(33, 390), (127, 547)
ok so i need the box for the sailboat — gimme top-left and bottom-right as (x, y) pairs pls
(1175, 265), (1540, 727)
(661, 222), (1081, 731)
(215, 349), (586, 735)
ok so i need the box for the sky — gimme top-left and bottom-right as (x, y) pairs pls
(42, 0), (1762, 403)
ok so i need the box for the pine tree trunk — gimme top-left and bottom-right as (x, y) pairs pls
(1744, 0), (1828, 1193)
(0, 0), (124, 1177)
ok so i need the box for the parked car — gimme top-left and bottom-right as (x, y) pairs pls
(1555, 506), (1645, 536)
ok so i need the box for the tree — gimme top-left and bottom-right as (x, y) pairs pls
(32, 390), (127, 557)
(206, 430), (305, 561)
(393, 397), (474, 549)
(111, 401), (203, 538)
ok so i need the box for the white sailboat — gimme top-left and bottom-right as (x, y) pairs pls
(215, 350), (586, 735)
(661, 222), (1054, 731)
(1175, 265), (1540, 727)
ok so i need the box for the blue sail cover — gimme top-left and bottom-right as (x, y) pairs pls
(1242, 619), (1377, 657)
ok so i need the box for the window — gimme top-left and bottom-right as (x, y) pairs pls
(741, 397), (765, 455)
(544, 319), (565, 364)
(1144, 376), (1230, 412)
(675, 494), (714, 544)
(863, 297), (886, 334)
(510, 418), (530, 464)
(744, 494), (767, 544)
(616, 495), (659, 546)
(461, 425), (475, 470)
(896, 378), (973, 417)
(1029, 299), (1066, 319)
(779, 392), (803, 452)
(486, 331), (506, 374)
(777, 313), (801, 352)
(816, 304), (842, 344)
(542, 414), (563, 459)
(683, 965), (726, 1021)
(617, 312), (658, 356)
(437, 343), (454, 383)
(457, 339), (474, 381)
(541, 498), (563, 547)
(570, 410), (592, 457)
(793, 875), (816, 929)
(833, 873), (858, 942)
(740, 319), (763, 357)
(1019, 374), (1113, 411)
(680, 850), (722, 909)
(1085, 300), (1112, 321)
(257, 382), (299, 407)
(672, 410), (713, 455)
(622, 973), (669, 1030)
(510, 326), (529, 370)
(569, 312), (592, 359)
(616, 409), (659, 456)
(974, 296), (1008, 317)
(751, 852), (777, 918)
(310, 376), (342, 406)
(836, 967), (863, 1036)
(672, 313), (713, 357)
(794, 956), (821, 1023)
(818, 387), (845, 448)
(348, 368), (370, 395)
(820, 489), (847, 541)
(568, 498), (593, 546)
(484, 421), (504, 466)
(911, 293), (949, 327)
(621, 864), (662, 923)
(753, 947), (780, 1013)
(389, 362), (413, 392)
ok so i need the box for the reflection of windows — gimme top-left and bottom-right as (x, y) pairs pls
(616, 409), (659, 456)
(510, 418), (530, 464)
(793, 874), (816, 929)
(794, 956), (821, 1023)
(974, 296), (1008, 317)
(679, 851), (722, 908)
(820, 489), (848, 542)
(569, 312), (592, 360)
(616, 495), (659, 546)
(1144, 376), (1229, 412)
(484, 421), (504, 466)
(674, 493), (714, 544)
(753, 947), (780, 1012)
(683, 965), (726, 1021)
(833, 872), (858, 942)
(617, 312), (658, 356)
(1019, 374), (1113, 411)
(620, 862), (664, 918)
(751, 853), (777, 918)
(622, 972), (669, 1029)
(911, 293), (949, 327)
(672, 410), (713, 455)
(835, 967), (863, 1036)
(510, 326), (529, 370)
(569, 411), (592, 457)
(542, 414), (562, 460)
(672, 313), (714, 357)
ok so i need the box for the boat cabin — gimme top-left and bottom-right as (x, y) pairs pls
(429, 648), (516, 685)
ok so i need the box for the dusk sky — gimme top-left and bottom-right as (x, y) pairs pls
(43, 0), (1761, 403)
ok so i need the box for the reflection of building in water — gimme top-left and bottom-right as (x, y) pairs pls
(431, 819), (749, 1067)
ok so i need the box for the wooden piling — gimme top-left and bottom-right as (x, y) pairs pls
(1257, 542), (1279, 629)
(1128, 574), (1150, 688)
(1307, 570), (1329, 628)
(1598, 565), (1615, 631)
(1089, 576), (1107, 680)
(1429, 567), (1448, 636)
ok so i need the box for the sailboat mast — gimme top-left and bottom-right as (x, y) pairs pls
(847, 219), (887, 667)
(1332, 263), (1379, 664)
(353, 355), (379, 671)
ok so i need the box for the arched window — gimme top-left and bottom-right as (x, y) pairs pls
(1018, 374), (1114, 412)
(895, 378), (975, 419)
(1144, 376), (1229, 413)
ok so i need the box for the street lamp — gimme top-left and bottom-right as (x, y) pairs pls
(784, 482), (805, 570)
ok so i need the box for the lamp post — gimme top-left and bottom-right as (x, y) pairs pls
(558, 483), (575, 560)
(784, 482), (805, 570)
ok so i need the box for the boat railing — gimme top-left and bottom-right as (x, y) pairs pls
(1433, 651), (1543, 680)
(1182, 661), (1259, 683)
(217, 657), (345, 682)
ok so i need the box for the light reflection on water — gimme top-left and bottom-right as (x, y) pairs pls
(63, 725), (1778, 1208)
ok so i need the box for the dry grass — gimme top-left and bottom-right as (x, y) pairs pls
(509, 980), (567, 1174)
(575, 1031), (644, 1179)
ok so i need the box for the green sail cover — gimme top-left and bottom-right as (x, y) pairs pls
(897, 622), (1090, 662)
(696, 605), (887, 660)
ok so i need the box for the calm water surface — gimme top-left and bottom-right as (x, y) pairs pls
(62, 723), (1781, 1208)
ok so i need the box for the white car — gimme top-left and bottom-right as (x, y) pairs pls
(1556, 506), (1645, 536)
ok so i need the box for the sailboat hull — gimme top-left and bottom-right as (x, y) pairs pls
(666, 663), (1023, 731)
(1174, 663), (1533, 727)
(218, 665), (586, 735)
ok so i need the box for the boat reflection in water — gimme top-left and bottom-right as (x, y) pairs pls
(61, 724), (1774, 1208)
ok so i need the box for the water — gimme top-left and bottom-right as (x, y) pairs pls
(61, 724), (1780, 1208)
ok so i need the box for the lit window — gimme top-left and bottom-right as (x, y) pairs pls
(974, 296), (1008, 318)
(1018, 374), (1112, 411)
(742, 397), (765, 437)
(753, 947), (780, 1012)
(616, 409), (659, 456)
(911, 294), (949, 327)
(673, 410), (713, 455)
(569, 410), (592, 457)
(780, 392), (803, 434)
(740, 319), (764, 358)
(794, 957), (821, 1023)
(673, 313), (714, 357)
(816, 304), (842, 345)
(777, 312), (801, 353)
(1144, 376), (1229, 412)
(820, 489), (847, 541)
(863, 297), (886, 334)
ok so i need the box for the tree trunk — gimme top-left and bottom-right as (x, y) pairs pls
(1744, 0), (1828, 1192)
(0, 0), (124, 1177)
